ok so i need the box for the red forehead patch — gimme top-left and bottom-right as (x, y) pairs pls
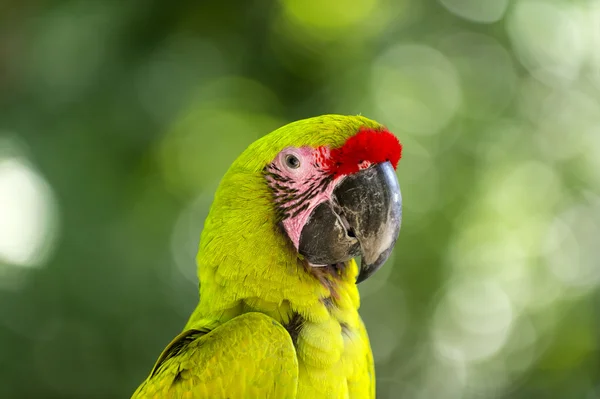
(323, 127), (402, 177)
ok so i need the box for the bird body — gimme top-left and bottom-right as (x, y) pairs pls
(133, 115), (402, 398)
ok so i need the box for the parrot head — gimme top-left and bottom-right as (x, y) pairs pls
(201, 114), (403, 289)
(264, 126), (402, 283)
(191, 114), (403, 325)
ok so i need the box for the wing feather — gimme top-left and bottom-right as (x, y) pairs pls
(132, 312), (298, 399)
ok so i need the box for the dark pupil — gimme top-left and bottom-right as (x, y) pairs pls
(286, 155), (300, 168)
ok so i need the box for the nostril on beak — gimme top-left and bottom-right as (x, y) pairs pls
(338, 213), (356, 238)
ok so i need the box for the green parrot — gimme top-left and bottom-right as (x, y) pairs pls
(132, 114), (403, 398)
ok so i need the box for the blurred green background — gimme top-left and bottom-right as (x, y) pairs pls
(1, 0), (600, 398)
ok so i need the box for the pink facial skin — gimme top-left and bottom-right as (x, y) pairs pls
(265, 146), (347, 252)
(264, 128), (402, 263)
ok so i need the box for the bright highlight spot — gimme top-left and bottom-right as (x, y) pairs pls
(281, 0), (377, 30)
(433, 277), (514, 363)
(439, 0), (508, 23)
(507, 0), (586, 85)
(371, 44), (461, 135)
(544, 203), (600, 293)
(0, 157), (59, 267)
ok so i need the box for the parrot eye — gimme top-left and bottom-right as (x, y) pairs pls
(285, 154), (301, 169)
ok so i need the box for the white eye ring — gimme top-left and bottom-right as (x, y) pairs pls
(285, 154), (301, 169)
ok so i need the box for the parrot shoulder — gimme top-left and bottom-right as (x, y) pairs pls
(132, 312), (298, 399)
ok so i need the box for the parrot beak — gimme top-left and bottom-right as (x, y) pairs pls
(298, 162), (402, 283)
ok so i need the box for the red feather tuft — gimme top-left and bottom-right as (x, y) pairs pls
(324, 127), (402, 177)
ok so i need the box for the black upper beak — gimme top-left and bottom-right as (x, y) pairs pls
(298, 162), (402, 283)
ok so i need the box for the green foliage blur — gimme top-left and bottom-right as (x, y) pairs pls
(1, 0), (600, 398)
